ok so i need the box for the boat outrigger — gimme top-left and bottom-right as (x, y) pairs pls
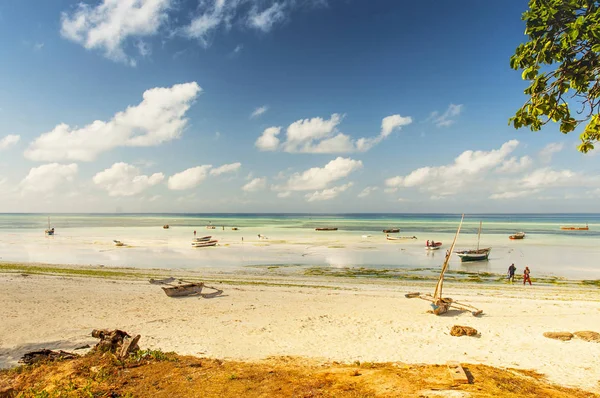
(406, 215), (483, 316)
(455, 221), (490, 262)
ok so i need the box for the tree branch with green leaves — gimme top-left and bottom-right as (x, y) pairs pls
(510, 0), (600, 153)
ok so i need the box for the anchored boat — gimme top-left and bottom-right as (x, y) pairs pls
(509, 232), (526, 240)
(455, 221), (490, 262)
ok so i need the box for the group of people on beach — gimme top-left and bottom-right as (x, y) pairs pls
(508, 263), (532, 285)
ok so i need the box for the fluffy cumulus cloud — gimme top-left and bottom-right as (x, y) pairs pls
(60, 0), (172, 65)
(242, 177), (267, 192)
(168, 165), (212, 190)
(0, 134), (20, 150)
(93, 162), (164, 196)
(250, 105), (269, 118)
(428, 104), (463, 127)
(305, 182), (353, 202)
(209, 162), (241, 176)
(256, 113), (411, 153)
(539, 142), (565, 163)
(25, 82), (201, 162)
(357, 186), (378, 198)
(497, 156), (532, 173)
(20, 163), (78, 194)
(385, 140), (519, 197)
(274, 157), (362, 192)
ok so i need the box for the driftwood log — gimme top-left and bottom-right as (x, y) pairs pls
(19, 349), (79, 365)
(543, 332), (574, 341)
(91, 329), (141, 359)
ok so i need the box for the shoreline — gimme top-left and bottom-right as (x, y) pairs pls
(1, 262), (599, 393)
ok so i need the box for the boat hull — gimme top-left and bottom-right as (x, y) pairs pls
(161, 283), (204, 297)
(456, 248), (491, 262)
(192, 240), (218, 247)
(315, 228), (338, 231)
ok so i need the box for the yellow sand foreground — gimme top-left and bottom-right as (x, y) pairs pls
(0, 270), (599, 393)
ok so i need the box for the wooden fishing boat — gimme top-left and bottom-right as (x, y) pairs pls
(45, 217), (54, 235)
(386, 235), (417, 241)
(192, 240), (218, 247)
(405, 214), (483, 316)
(315, 227), (338, 231)
(509, 232), (526, 240)
(193, 235), (212, 242)
(383, 228), (399, 233)
(455, 221), (490, 262)
(206, 225), (216, 229)
(163, 224), (169, 229)
(560, 224), (588, 231)
(426, 241), (442, 250)
(113, 240), (125, 247)
(162, 282), (204, 297)
(231, 227), (239, 230)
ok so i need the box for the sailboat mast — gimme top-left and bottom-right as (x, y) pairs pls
(477, 221), (482, 250)
(433, 214), (464, 301)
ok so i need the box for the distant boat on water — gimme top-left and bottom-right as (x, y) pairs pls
(455, 221), (490, 262)
(192, 240), (218, 247)
(45, 217), (54, 236)
(163, 224), (169, 229)
(560, 224), (588, 231)
(426, 241), (442, 250)
(386, 235), (416, 241)
(383, 228), (399, 233)
(315, 227), (338, 231)
(509, 232), (526, 240)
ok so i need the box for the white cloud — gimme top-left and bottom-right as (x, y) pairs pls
(520, 168), (578, 189)
(255, 126), (281, 151)
(275, 157), (362, 191)
(168, 165), (212, 190)
(242, 177), (267, 192)
(20, 163), (78, 194)
(429, 104), (463, 127)
(251, 105), (269, 118)
(277, 191), (291, 198)
(385, 140), (519, 197)
(384, 187), (398, 194)
(305, 182), (353, 202)
(25, 82), (201, 162)
(490, 190), (538, 200)
(93, 162), (164, 196)
(358, 186), (378, 198)
(60, 0), (171, 65)
(210, 162), (241, 176)
(248, 2), (286, 32)
(539, 142), (565, 163)
(0, 134), (20, 150)
(183, 0), (227, 47)
(256, 113), (411, 153)
(497, 156), (532, 173)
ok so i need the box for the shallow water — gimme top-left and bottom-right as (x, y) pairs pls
(0, 213), (598, 279)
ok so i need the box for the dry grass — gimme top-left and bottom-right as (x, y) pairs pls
(0, 351), (598, 398)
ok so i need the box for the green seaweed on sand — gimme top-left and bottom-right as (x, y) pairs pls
(581, 279), (600, 287)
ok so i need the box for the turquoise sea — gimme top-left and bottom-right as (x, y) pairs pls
(0, 213), (599, 280)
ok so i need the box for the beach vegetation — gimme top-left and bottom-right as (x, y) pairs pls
(510, 0), (600, 152)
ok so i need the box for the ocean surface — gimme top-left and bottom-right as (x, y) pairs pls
(0, 213), (599, 280)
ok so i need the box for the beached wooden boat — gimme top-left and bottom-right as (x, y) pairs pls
(405, 215), (483, 316)
(455, 221), (490, 262)
(206, 225), (216, 230)
(193, 235), (212, 242)
(161, 282), (204, 297)
(383, 228), (400, 233)
(231, 227), (239, 230)
(560, 224), (588, 231)
(426, 241), (442, 250)
(113, 240), (125, 247)
(163, 224), (169, 229)
(315, 227), (338, 231)
(386, 235), (417, 241)
(509, 232), (526, 240)
(192, 240), (218, 247)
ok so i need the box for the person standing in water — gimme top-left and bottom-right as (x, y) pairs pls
(508, 263), (516, 283)
(523, 266), (532, 285)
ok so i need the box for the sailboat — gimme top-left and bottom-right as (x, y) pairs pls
(455, 220), (490, 262)
(405, 214), (483, 316)
(44, 216), (55, 236)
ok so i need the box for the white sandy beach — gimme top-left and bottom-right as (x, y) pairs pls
(0, 271), (599, 393)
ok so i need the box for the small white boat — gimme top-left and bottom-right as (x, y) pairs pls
(192, 240), (218, 247)
(361, 234), (372, 238)
(386, 235), (417, 241)
(258, 234), (269, 240)
(113, 240), (125, 247)
(193, 235), (212, 242)
(426, 241), (442, 250)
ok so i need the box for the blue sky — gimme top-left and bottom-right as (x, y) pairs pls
(0, 0), (597, 213)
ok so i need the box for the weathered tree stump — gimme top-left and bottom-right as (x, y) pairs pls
(91, 329), (140, 359)
(450, 325), (478, 337)
(543, 332), (574, 341)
